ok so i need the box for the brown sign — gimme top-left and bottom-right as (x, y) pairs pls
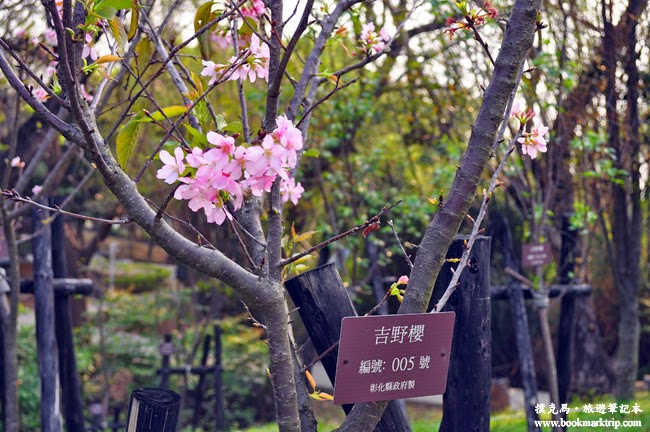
(333, 312), (455, 405)
(522, 243), (552, 268)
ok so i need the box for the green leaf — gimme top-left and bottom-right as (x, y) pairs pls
(139, 106), (187, 122)
(303, 148), (320, 158)
(109, 16), (127, 49)
(116, 111), (145, 169)
(223, 121), (242, 134)
(194, 2), (217, 60)
(128, 0), (139, 41)
(134, 38), (152, 66)
(185, 125), (208, 147)
(238, 17), (258, 38)
(96, 0), (132, 11)
(94, 54), (124, 64)
(293, 230), (318, 243)
(215, 114), (227, 131)
(94, 6), (117, 19)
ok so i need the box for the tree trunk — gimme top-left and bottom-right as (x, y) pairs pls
(0, 211), (20, 432)
(262, 293), (301, 432)
(602, 0), (643, 400)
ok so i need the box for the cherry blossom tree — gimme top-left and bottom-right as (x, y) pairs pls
(0, 0), (543, 430)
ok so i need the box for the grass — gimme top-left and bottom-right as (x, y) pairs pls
(242, 392), (650, 431)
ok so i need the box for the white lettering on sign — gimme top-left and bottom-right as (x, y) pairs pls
(369, 380), (416, 393)
(374, 327), (390, 345)
(358, 359), (386, 374)
(375, 324), (425, 345)
(408, 324), (425, 342)
(390, 326), (408, 344)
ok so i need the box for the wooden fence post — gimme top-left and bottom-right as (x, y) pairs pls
(434, 236), (490, 432)
(509, 282), (541, 431)
(285, 263), (411, 432)
(214, 324), (225, 431)
(493, 213), (540, 431)
(557, 213), (577, 431)
(32, 205), (63, 432)
(126, 388), (180, 432)
(50, 198), (85, 432)
(191, 334), (212, 428)
(159, 334), (172, 389)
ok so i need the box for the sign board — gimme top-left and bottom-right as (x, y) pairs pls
(522, 243), (552, 268)
(159, 342), (176, 356)
(333, 312), (455, 405)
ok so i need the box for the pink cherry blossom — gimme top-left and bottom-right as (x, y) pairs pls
(187, 185), (219, 214)
(243, 172), (276, 197)
(44, 62), (57, 80)
(201, 34), (269, 84)
(32, 185), (42, 195)
(10, 157), (24, 168)
(247, 34), (270, 82)
(245, 135), (283, 176)
(207, 131), (236, 156)
(186, 147), (207, 168)
(361, 23), (375, 42)
(275, 115), (293, 136)
(15, 27), (27, 38)
(378, 27), (390, 42)
(32, 87), (49, 102)
(280, 127), (304, 167)
(280, 177), (304, 205)
(44, 28), (58, 46)
(157, 147), (186, 183)
(518, 119), (549, 159)
(210, 29), (234, 50)
(81, 84), (93, 102)
(510, 99), (535, 126)
(241, 0), (266, 18)
(397, 275), (409, 285)
(359, 23), (390, 55)
(200, 60), (226, 85)
(82, 34), (99, 61)
(197, 147), (229, 180)
(205, 199), (232, 225)
(227, 58), (252, 81)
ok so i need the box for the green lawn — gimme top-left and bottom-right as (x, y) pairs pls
(243, 392), (650, 431)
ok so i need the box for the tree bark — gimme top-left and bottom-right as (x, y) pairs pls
(602, 0), (643, 400)
(0, 211), (20, 432)
(262, 294), (301, 431)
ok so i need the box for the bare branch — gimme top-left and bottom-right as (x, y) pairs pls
(433, 133), (520, 312)
(0, 48), (83, 143)
(0, 38), (70, 109)
(295, 77), (358, 129)
(2, 189), (132, 224)
(279, 200), (402, 267)
(387, 219), (413, 270)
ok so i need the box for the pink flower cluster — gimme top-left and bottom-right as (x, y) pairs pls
(156, 115), (305, 225)
(518, 119), (548, 159)
(240, 0), (266, 18)
(510, 100), (548, 159)
(360, 23), (390, 55)
(201, 34), (270, 84)
(82, 33), (99, 62)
